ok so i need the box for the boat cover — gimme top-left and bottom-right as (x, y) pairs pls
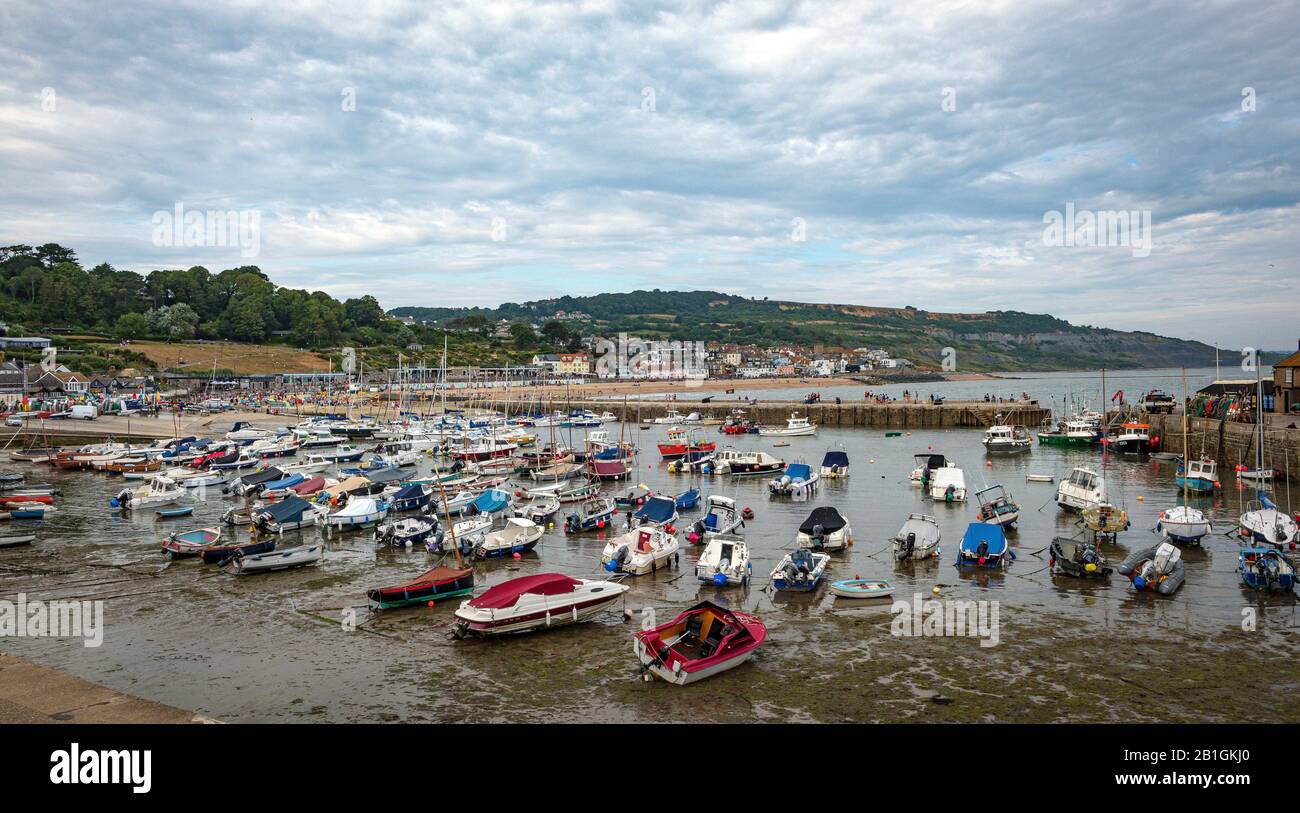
(376, 566), (472, 595)
(239, 467), (285, 486)
(291, 476), (325, 495)
(1260, 491), (1277, 510)
(799, 506), (847, 534)
(821, 451), (849, 468)
(366, 468), (405, 486)
(258, 495), (314, 523)
(634, 495), (677, 524)
(471, 489), (510, 514)
(324, 476), (372, 498)
(959, 522), (1007, 554)
(782, 463), (813, 481)
(259, 473), (305, 491)
(392, 483), (427, 502)
(468, 573), (581, 609)
(915, 453), (947, 469)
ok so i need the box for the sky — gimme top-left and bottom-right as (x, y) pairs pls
(1, 0), (1298, 349)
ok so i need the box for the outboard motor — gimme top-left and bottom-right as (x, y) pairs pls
(110, 489), (130, 509)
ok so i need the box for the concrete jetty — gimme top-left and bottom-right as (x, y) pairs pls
(0, 653), (215, 723)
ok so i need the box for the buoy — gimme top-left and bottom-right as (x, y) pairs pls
(1136, 495), (1143, 502)
(986, 461), (992, 468)
(512, 552), (521, 560)
(869, 459), (875, 464)
(927, 444), (933, 450)
(427, 600), (434, 607)
(548, 522), (554, 529)
(1085, 562), (1097, 572)
(932, 586), (941, 595)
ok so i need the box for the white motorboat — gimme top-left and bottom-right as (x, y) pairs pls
(758, 413), (817, 437)
(515, 495), (560, 523)
(231, 543), (324, 574)
(325, 497), (389, 528)
(448, 515), (494, 552)
(768, 461), (819, 497)
(452, 573), (630, 637)
(652, 409), (686, 425)
(280, 456), (333, 476)
(1158, 506), (1211, 544)
(110, 476), (185, 510)
(982, 424), (1032, 453)
(602, 526), (680, 575)
(891, 513), (941, 560)
(476, 517), (543, 558)
(694, 534), (752, 586)
(375, 516), (441, 549)
(1056, 466), (1105, 512)
(928, 463), (966, 503)
(795, 506), (852, 551)
(689, 495), (743, 541)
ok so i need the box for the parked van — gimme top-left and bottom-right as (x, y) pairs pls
(69, 404), (98, 420)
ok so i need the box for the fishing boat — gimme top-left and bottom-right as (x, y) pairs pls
(201, 538), (276, 566)
(688, 495), (743, 542)
(1036, 417), (1098, 447)
(1108, 422), (1155, 454)
(1056, 466), (1105, 512)
(231, 543), (324, 574)
(955, 522), (1011, 569)
(1175, 459), (1217, 494)
(830, 578), (895, 599)
(818, 448), (850, 478)
(928, 461), (966, 503)
(476, 517), (543, 558)
(981, 424), (1032, 453)
(768, 461), (819, 497)
(758, 413), (817, 437)
(325, 497), (389, 528)
(795, 506), (852, 551)
(1117, 542), (1185, 594)
(632, 494), (679, 528)
(1237, 493), (1298, 549)
(563, 496), (617, 533)
(602, 525), (680, 575)
(515, 495), (560, 523)
(1049, 536), (1112, 579)
(633, 601), (766, 685)
(252, 495), (328, 533)
(368, 566), (475, 610)
(769, 548), (829, 592)
(451, 573), (630, 637)
(161, 527), (222, 558)
(656, 427), (717, 462)
(891, 513), (941, 561)
(674, 488), (700, 511)
(375, 515), (441, 548)
(110, 476), (185, 510)
(695, 533), (752, 586)
(1238, 547), (1297, 592)
(724, 450), (786, 477)
(974, 484), (1020, 527)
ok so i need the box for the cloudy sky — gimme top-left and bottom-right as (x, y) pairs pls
(2, 0), (1298, 347)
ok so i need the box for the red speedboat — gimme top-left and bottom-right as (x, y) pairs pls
(633, 600), (766, 685)
(657, 428), (716, 461)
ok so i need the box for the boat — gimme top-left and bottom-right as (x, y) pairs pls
(1175, 459), (1217, 494)
(319, 444), (366, 463)
(287, 475), (326, 498)
(1081, 503), (1129, 539)
(161, 527), (223, 558)
(909, 453), (950, 488)
(723, 450), (786, 476)
(245, 473), (305, 498)
(614, 485), (651, 508)
(818, 448), (850, 478)
(1117, 542), (1185, 594)
(368, 566), (475, 610)
(688, 495), (743, 542)
(563, 497), (617, 533)
(1237, 493), (1299, 549)
(446, 515), (493, 553)
(795, 505), (852, 551)
(982, 424), (1032, 453)
(1142, 390), (1177, 413)
(1036, 417), (1098, 447)
(1056, 466), (1104, 512)
(974, 484), (1020, 527)
(466, 488), (512, 519)
(1108, 422), (1154, 454)
(219, 505), (254, 526)
(156, 506), (194, 519)
(325, 497), (389, 528)
(252, 495), (328, 533)
(769, 548), (829, 592)
(1157, 506), (1212, 545)
(375, 515), (441, 548)
(955, 522), (1011, 569)
(830, 578), (895, 599)
(476, 517), (543, 558)
(632, 494), (679, 528)
(228, 467), (286, 496)
(515, 495), (560, 523)
(656, 427), (716, 461)
(758, 413), (817, 437)
(1025, 474), (1055, 483)
(927, 462), (966, 503)
(388, 483), (431, 512)
(1237, 467), (1276, 484)
(768, 461), (819, 497)
(602, 525), (680, 575)
(110, 476), (186, 510)
(633, 601), (766, 685)
(694, 533), (752, 586)
(201, 538), (276, 565)
(231, 543), (324, 574)
(0, 534), (35, 549)
(674, 488), (700, 511)
(1238, 547), (1297, 592)
(1049, 536), (1112, 579)
(528, 460), (584, 482)
(652, 409), (686, 425)
(891, 513), (941, 561)
(451, 573), (630, 637)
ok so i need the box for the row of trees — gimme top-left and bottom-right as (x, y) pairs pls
(0, 244), (413, 349)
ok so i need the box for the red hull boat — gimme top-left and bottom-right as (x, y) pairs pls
(633, 600), (766, 685)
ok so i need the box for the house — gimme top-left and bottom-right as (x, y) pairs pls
(0, 362), (24, 394)
(1271, 343), (1300, 414)
(26, 366), (88, 395)
(0, 336), (52, 351)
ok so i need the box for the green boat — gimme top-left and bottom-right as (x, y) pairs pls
(1037, 419), (1097, 447)
(885, 431), (902, 438)
(367, 566), (474, 610)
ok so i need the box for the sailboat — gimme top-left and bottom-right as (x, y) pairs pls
(1159, 369), (1210, 545)
(1079, 369), (1128, 541)
(1235, 361), (1298, 549)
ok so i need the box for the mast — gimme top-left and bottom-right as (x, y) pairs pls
(1181, 367), (1189, 506)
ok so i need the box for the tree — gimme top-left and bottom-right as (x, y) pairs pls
(344, 295), (386, 330)
(114, 312), (149, 340)
(510, 321), (536, 349)
(159, 303), (199, 341)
